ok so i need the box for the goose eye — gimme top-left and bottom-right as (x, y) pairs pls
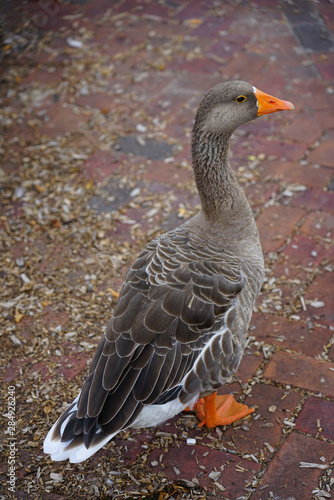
(235, 95), (246, 103)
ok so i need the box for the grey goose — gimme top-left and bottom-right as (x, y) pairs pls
(44, 80), (294, 463)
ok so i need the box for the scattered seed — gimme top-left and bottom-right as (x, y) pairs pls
(300, 462), (329, 469)
(310, 300), (325, 308)
(264, 442), (275, 453)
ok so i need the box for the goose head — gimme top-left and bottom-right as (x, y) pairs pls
(193, 80), (294, 137)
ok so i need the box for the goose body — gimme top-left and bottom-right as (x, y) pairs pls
(44, 81), (293, 463)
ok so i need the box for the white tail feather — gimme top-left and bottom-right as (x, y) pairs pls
(43, 395), (117, 463)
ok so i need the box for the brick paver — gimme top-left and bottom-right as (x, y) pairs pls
(263, 350), (334, 398)
(1, 1), (333, 499)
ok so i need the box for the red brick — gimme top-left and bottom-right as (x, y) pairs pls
(256, 205), (307, 252)
(194, 15), (233, 39)
(251, 432), (334, 500)
(224, 384), (301, 460)
(4, 357), (30, 383)
(176, 0), (213, 21)
(144, 160), (194, 185)
(175, 71), (220, 93)
(224, 53), (267, 81)
(296, 396), (334, 440)
(250, 314), (332, 357)
(300, 211), (334, 238)
(290, 187), (334, 213)
(89, 429), (151, 468)
(146, 85), (197, 122)
(263, 350), (334, 398)
(42, 105), (92, 138)
(236, 111), (289, 143)
(209, 34), (251, 60)
(234, 136), (307, 163)
(116, 0), (170, 18)
(273, 234), (328, 282)
(258, 160), (333, 189)
(41, 308), (70, 330)
(75, 93), (115, 112)
(163, 97), (197, 139)
(302, 271), (334, 326)
(311, 53), (334, 81)
(252, 66), (287, 97)
(56, 352), (90, 381)
(167, 56), (221, 75)
(18, 67), (64, 88)
(308, 133), (334, 167)
(284, 112), (323, 144)
(315, 109), (334, 132)
(237, 347), (264, 383)
(245, 182), (278, 211)
(291, 79), (334, 111)
(79, 150), (124, 182)
(271, 282), (305, 316)
(147, 444), (261, 498)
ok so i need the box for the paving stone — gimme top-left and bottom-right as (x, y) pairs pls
(79, 150), (125, 182)
(294, 80), (334, 112)
(299, 210), (334, 239)
(250, 313), (332, 357)
(263, 350), (334, 398)
(258, 160), (332, 189)
(224, 52), (267, 82)
(234, 136), (307, 163)
(311, 53), (334, 81)
(88, 178), (135, 214)
(117, 135), (175, 160)
(315, 108), (334, 131)
(75, 92), (116, 112)
(290, 187), (334, 213)
(295, 396), (334, 441)
(4, 356), (30, 383)
(301, 271), (334, 326)
(167, 55), (221, 76)
(225, 383), (301, 458)
(245, 182), (278, 211)
(176, 0), (213, 21)
(237, 347), (264, 383)
(308, 133), (334, 167)
(251, 432), (334, 500)
(194, 15), (233, 40)
(284, 113), (323, 145)
(147, 444), (261, 498)
(40, 308), (70, 331)
(256, 205), (307, 253)
(209, 34), (251, 61)
(42, 105), (92, 138)
(273, 234), (328, 283)
(143, 160), (194, 186)
(163, 96), (197, 139)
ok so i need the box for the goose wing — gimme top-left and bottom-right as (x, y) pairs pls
(73, 226), (246, 445)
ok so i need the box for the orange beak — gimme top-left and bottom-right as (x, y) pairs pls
(254, 87), (294, 116)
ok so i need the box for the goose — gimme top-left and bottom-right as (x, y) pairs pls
(44, 80), (294, 463)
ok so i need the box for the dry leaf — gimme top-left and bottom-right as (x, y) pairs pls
(14, 308), (24, 323)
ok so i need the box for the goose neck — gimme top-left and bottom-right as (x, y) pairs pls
(191, 130), (245, 222)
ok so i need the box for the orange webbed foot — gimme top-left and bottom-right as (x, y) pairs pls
(193, 392), (254, 428)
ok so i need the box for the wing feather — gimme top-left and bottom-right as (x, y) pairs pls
(75, 225), (254, 439)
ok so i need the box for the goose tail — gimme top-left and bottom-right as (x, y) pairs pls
(43, 395), (116, 463)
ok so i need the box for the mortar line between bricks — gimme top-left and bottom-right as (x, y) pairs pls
(247, 430), (334, 500)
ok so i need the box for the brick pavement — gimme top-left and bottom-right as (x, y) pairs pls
(1, 1), (333, 499)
